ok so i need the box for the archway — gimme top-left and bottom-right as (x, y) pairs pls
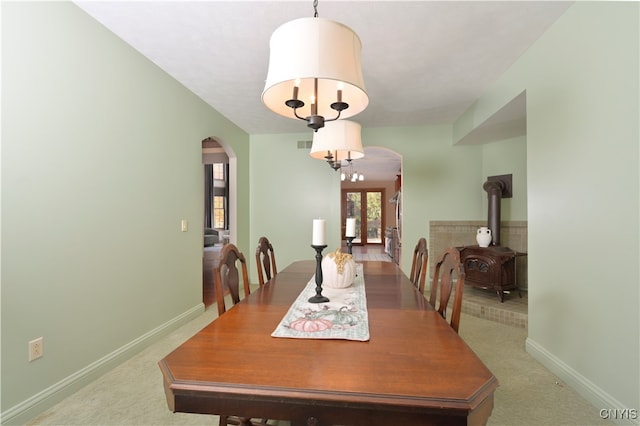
(339, 146), (402, 263)
(201, 136), (237, 307)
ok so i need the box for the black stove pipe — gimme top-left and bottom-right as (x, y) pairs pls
(483, 180), (504, 246)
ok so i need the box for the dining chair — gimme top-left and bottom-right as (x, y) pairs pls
(255, 236), (277, 286)
(214, 244), (270, 426)
(409, 237), (428, 294)
(214, 243), (251, 317)
(429, 247), (466, 333)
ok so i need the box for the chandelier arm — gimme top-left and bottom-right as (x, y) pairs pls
(292, 108), (308, 122)
(324, 110), (343, 124)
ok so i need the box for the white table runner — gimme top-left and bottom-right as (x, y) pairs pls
(271, 263), (369, 341)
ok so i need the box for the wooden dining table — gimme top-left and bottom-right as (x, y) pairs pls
(159, 260), (498, 426)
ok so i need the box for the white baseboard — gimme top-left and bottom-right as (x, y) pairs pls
(526, 337), (639, 426)
(1, 303), (205, 425)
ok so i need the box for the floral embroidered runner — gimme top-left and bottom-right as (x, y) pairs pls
(271, 263), (369, 341)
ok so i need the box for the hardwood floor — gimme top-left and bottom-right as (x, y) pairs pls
(343, 244), (393, 262)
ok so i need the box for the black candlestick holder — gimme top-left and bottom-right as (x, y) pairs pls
(346, 236), (355, 254)
(308, 244), (329, 303)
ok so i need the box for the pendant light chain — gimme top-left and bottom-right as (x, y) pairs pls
(313, 0), (319, 17)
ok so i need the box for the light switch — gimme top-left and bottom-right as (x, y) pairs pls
(181, 219), (188, 232)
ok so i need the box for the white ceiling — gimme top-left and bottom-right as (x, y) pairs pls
(74, 1), (572, 180)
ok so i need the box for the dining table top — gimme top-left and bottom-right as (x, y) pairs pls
(159, 259), (498, 426)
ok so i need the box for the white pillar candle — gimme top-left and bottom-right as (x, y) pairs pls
(345, 218), (356, 237)
(312, 219), (326, 246)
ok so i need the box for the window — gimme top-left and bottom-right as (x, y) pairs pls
(204, 163), (228, 230)
(341, 189), (384, 244)
(213, 196), (225, 229)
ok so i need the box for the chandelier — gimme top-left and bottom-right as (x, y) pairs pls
(341, 161), (365, 182)
(310, 120), (364, 171)
(262, 0), (368, 131)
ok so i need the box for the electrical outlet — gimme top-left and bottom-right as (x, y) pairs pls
(28, 337), (43, 362)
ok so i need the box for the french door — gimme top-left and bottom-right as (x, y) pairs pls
(341, 189), (385, 245)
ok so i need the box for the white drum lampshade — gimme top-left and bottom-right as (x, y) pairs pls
(262, 17), (368, 129)
(310, 120), (364, 164)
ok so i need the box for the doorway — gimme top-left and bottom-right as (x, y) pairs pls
(202, 137), (237, 308)
(341, 189), (385, 245)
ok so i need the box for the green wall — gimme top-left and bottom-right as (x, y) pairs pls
(360, 125), (484, 273)
(249, 132), (343, 279)
(1, 3), (250, 423)
(481, 135), (528, 221)
(455, 1), (639, 413)
(250, 125), (509, 276)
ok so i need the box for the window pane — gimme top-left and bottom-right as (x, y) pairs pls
(367, 192), (382, 244)
(213, 196), (225, 229)
(213, 163), (225, 180)
(346, 192), (362, 242)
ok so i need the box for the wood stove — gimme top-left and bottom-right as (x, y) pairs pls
(459, 245), (521, 302)
(460, 174), (525, 302)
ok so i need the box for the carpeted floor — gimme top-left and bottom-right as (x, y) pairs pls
(27, 306), (610, 426)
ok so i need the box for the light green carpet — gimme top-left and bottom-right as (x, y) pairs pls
(27, 310), (610, 426)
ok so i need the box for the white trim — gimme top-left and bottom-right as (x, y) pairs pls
(526, 337), (639, 426)
(1, 304), (205, 425)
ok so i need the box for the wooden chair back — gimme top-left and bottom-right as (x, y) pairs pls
(215, 243), (276, 426)
(255, 236), (277, 286)
(430, 247), (465, 333)
(214, 244), (251, 317)
(409, 237), (428, 294)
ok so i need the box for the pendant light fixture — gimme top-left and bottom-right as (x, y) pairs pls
(262, 0), (368, 131)
(341, 162), (365, 182)
(310, 120), (364, 170)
